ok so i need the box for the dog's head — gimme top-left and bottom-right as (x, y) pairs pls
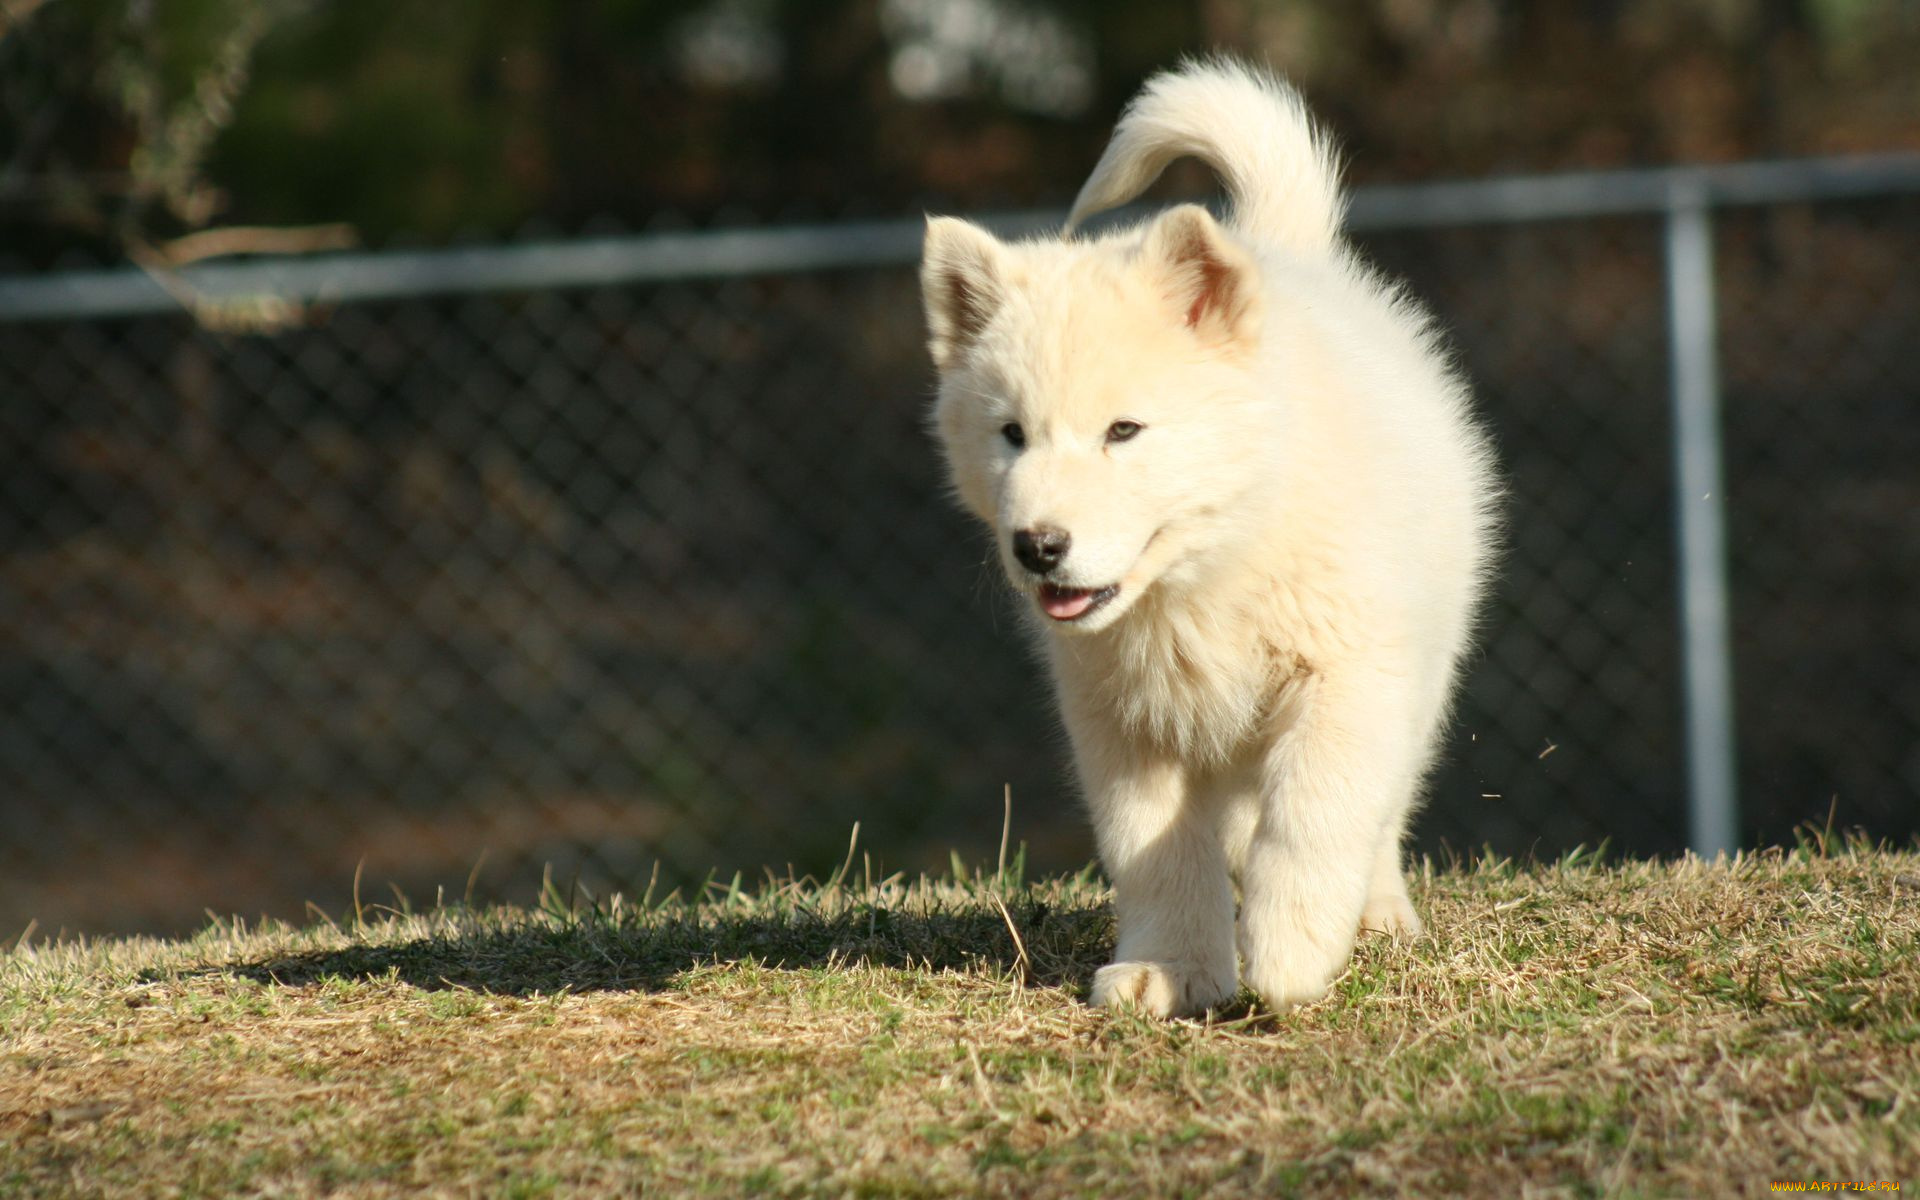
(921, 205), (1273, 634)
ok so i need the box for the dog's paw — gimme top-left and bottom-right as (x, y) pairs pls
(1089, 960), (1236, 1019)
(1358, 891), (1423, 939)
(1238, 921), (1353, 1013)
(1239, 955), (1337, 1014)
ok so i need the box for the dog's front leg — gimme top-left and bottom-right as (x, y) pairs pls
(1074, 734), (1238, 1018)
(1238, 671), (1422, 1011)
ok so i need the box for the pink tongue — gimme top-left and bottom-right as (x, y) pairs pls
(1041, 588), (1095, 620)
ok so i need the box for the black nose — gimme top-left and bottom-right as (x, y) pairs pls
(1012, 526), (1071, 575)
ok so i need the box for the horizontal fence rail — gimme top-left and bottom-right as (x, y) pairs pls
(4, 155), (1920, 321)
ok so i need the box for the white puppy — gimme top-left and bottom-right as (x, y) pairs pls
(920, 59), (1498, 1016)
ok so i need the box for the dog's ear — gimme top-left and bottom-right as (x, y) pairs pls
(1141, 205), (1261, 348)
(922, 217), (1008, 369)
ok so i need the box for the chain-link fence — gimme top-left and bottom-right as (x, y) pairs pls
(3, 161), (1917, 935)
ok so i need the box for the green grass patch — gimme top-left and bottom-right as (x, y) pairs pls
(2, 844), (1917, 1196)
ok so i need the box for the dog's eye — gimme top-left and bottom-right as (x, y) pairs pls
(1001, 423), (1026, 449)
(1105, 420), (1143, 444)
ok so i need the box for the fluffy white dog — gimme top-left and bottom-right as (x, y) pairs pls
(920, 59), (1498, 1016)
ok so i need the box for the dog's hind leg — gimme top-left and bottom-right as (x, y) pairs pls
(1359, 832), (1422, 938)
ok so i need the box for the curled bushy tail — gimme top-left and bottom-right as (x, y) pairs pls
(1066, 57), (1344, 255)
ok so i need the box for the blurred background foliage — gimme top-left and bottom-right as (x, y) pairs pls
(4, 0), (1919, 257)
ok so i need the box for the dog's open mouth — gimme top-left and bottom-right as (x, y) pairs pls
(1038, 582), (1120, 622)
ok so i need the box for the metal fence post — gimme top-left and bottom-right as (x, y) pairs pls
(1662, 179), (1740, 858)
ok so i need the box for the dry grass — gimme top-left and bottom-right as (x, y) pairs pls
(3, 840), (1917, 1198)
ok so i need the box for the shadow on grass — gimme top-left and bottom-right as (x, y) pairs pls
(178, 889), (1116, 998)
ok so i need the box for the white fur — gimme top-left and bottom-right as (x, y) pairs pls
(921, 59), (1499, 1017)
(1067, 55), (1344, 255)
